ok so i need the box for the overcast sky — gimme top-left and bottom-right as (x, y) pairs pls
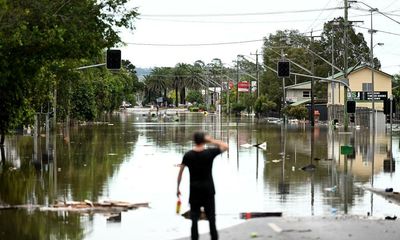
(121, 0), (400, 75)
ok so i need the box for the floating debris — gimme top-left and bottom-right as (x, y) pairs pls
(108, 153), (117, 156)
(357, 186), (400, 205)
(0, 200), (149, 214)
(324, 186), (337, 192)
(240, 212), (282, 219)
(272, 159), (282, 163)
(240, 143), (253, 148)
(300, 164), (316, 171)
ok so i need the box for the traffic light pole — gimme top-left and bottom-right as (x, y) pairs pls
(75, 63), (106, 70)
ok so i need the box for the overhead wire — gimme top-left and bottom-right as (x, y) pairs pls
(303, 0), (336, 33)
(351, 5), (400, 25)
(140, 7), (344, 18)
(353, 25), (400, 37)
(126, 29), (322, 47)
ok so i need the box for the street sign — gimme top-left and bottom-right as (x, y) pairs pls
(238, 81), (250, 92)
(340, 145), (353, 155)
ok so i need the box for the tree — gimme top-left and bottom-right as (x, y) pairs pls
(254, 95), (277, 117)
(0, 0), (138, 143)
(261, 20), (379, 114)
(172, 63), (190, 106)
(284, 105), (308, 120)
(186, 90), (203, 104)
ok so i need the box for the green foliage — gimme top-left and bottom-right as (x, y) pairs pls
(261, 20), (378, 112)
(0, 0), (138, 136)
(284, 105), (308, 120)
(241, 94), (256, 113)
(254, 95), (277, 116)
(208, 104), (216, 112)
(186, 90), (204, 104)
(231, 102), (246, 114)
(188, 106), (199, 112)
(71, 79), (96, 121)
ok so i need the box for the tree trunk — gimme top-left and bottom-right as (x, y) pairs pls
(175, 86), (179, 107)
(180, 87), (186, 105)
(0, 130), (4, 146)
(0, 130), (5, 165)
(0, 145), (5, 165)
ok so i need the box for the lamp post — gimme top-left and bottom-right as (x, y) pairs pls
(368, 7), (378, 132)
(371, 42), (383, 131)
(348, 1), (384, 131)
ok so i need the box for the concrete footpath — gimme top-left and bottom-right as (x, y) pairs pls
(175, 216), (400, 240)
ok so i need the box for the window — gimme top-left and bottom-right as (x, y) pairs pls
(362, 83), (372, 92)
(303, 91), (310, 98)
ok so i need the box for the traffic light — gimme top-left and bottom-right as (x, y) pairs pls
(384, 98), (396, 115)
(106, 49), (121, 70)
(386, 114), (391, 124)
(277, 61), (290, 78)
(349, 114), (355, 123)
(346, 100), (356, 113)
(384, 99), (390, 115)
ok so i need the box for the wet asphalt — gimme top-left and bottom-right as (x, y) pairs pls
(175, 216), (400, 240)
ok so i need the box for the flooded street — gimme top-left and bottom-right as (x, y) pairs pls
(1, 112), (400, 240)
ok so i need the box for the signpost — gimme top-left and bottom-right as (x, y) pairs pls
(238, 81), (250, 92)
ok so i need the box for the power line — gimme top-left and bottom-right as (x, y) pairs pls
(126, 39), (264, 47)
(354, 25), (400, 36)
(351, 6), (400, 25)
(139, 17), (338, 24)
(140, 7), (343, 18)
(126, 29), (322, 47)
(304, 0), (335, 33)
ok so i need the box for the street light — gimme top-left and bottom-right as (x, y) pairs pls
(348, 1), (383, 131)
(371, 42), (384, 130)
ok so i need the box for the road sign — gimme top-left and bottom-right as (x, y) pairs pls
(340, 145), (353, 155)
(238, 81), (250, 92)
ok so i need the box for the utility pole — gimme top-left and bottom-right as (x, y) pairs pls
(236, 59), (240, 103)
(307, 30), (322, 127)
(311, 34), (315, 127)
(344, 0), (349, 130)
(331, 26), (336, 121)
(369, 8), (377, 133)
(251, 50), (262, 98)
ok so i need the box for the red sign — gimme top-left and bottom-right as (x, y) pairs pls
(238, 81), (250, 92)
(229, 81), (234, 90)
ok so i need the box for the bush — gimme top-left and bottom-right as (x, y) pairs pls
(285, 105), (308, 120)
(186, 90), (203, 104)
(231, 102), (246, 114)
(188, 106), (199, 112)
(254, 96), (277, 117)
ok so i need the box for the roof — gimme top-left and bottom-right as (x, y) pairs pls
(290, 99), (310, 106)
(285, 81), (311, 90)
(329, 65), (393, 79)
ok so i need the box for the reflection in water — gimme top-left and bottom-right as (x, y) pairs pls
(0, 112), (400, 239)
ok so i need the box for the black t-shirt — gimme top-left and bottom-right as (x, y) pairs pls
(182, 148), (221, 203)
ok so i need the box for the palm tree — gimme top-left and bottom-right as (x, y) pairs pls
(152, 67), (171, 99)
(172, 63), (189, 106)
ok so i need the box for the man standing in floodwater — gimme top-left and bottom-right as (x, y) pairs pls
(177, 132), (228, 240)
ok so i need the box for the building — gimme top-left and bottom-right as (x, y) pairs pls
(285, 81), (311, 105)
(285, 81), (328, 121)
(327, 65), (393, 111)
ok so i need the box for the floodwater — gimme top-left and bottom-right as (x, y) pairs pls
(1, 111), (400, 240)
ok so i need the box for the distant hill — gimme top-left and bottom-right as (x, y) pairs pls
(136, 67), (152, 81)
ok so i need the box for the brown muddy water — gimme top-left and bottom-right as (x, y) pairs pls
(0, 111), (399, 239)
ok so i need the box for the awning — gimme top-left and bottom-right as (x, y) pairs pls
(289, 99), (310, 106)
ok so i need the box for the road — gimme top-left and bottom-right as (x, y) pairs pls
(175, 216), (400, 240)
